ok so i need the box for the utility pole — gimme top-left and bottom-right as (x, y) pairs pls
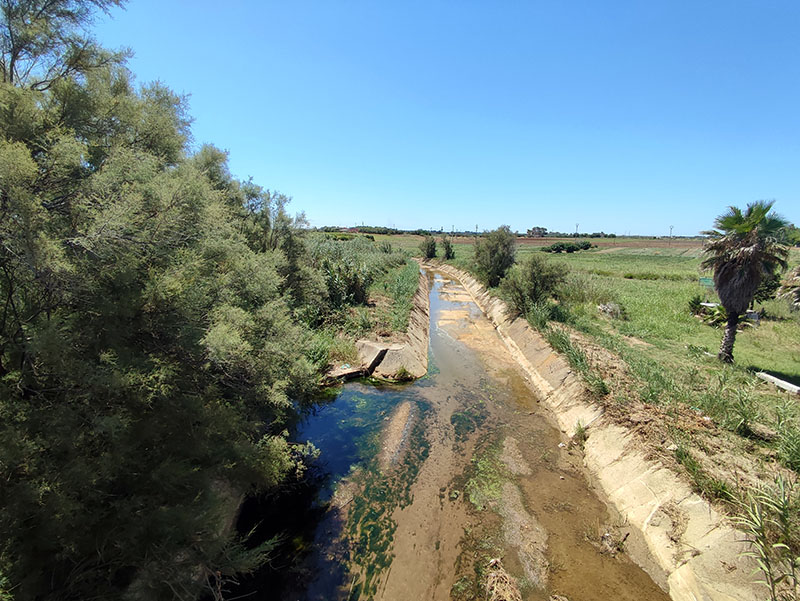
(669, 225), (674, 246)
(575, 223), (579, 237)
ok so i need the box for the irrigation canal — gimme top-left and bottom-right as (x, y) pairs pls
(239, 269), (670, 601)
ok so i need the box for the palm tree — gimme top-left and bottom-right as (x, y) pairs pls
(701, 201), (789, 363)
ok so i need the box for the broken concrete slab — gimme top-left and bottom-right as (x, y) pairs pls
(356, 339), (389, 373)
(372, 343), (425, 380)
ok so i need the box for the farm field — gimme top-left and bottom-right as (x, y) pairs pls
(380, 232), (800, 382)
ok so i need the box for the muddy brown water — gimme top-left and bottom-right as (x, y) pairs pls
(287, 270), (670, 601)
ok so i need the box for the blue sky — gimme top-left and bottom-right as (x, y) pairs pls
(94, 1), (800, 236)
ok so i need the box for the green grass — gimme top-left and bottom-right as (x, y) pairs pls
(534, 247), (800, 380)
(528, 246), (800, 495)
(674, 438), (736, 502)
(368, 260), (420, 334)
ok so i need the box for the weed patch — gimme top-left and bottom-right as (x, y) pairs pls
(737, 476), (800, 601)
(529, 321), (609, 398)
(673, 440), (735, 503)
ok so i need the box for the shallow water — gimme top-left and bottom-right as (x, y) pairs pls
(269, 270), (671, 601)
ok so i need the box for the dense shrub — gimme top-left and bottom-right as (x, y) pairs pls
(541, 240), (592, 253)
(754, 271), (781, 304)
(307, 235), (406, 309)
(474, 226), (516, 287)
(441, 235), (456, 260)
(420, 235), (437, 259)
(500, 255), (567, 316)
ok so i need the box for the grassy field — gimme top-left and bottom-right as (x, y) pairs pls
(537, 245), (800, 382)
(376, 232), (800, 461)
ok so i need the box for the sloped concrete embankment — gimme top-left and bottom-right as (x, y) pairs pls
(432, 262), (759, 601)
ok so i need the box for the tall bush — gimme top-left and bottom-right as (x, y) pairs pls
(420, 235), (437, 259)
(500, 254), (567, 316)
(441, 235), (456, 260)
(474, 226), (516, 287)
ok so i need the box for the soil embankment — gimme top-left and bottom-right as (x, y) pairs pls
(431, 262), (760, 601)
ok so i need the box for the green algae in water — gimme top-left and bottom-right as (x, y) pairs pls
(465, 438), (508, 511)
(450, 526), (505, 601)
(450, 398), (488, 443)
(297, 385), (405, 498)
(345, 401), (431, 599)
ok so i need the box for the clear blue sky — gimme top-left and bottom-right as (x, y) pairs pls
(94, 1), (800, 236)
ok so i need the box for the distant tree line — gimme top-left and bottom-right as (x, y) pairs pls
(526, 227), (617, 238)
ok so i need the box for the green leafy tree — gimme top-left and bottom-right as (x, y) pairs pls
(0, 3), (335, 598)
(701, 201), (789, 362)
(474, 225), (516, 287)
(1, 0), (127, 89)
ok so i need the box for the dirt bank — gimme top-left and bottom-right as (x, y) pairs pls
(431, 262), (760, 601)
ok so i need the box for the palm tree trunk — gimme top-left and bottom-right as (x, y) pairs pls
(718, 311), (739, 363)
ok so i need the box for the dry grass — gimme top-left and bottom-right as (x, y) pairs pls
(485, 558), (522, 601)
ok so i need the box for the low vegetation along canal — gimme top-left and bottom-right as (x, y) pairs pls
(269, 270), (671, 601)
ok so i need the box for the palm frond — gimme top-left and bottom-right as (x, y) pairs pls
(702, 201), (790, 317)
(779, 266), (800, 309)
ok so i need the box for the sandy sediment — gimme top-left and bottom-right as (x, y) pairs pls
(431, 262), (761, 601)
(379, 401), (415, 470)
(499, 481), (549, 589)
(499, 436), (532, 477)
